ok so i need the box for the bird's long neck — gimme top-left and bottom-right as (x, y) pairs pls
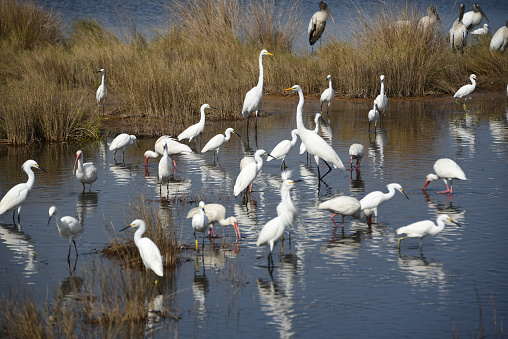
(384, 185), (396, 201)
(78, 156), (84, 170)
(134, 224), (146, 243)
(328, 78), (333, 90)
(255, 154), (264, 171)
(296, 88), (306, 132)
(380, 80), (385, 96)
(224, 131), (231, 142)
(432, 217), (447, 235)
(101, 73), (105, 86)
(24, 166), (36, 190)
(199, 107), (206, 126)
(257, 53), (264, 91)
(291, 132), (298, 146)
(470, 77), (476, 88)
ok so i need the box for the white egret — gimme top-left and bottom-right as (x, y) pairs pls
(422, 158), (467, 195)
(234, 149), (271, 196)
(48, 206), (83, 260)
(178, 104), (215, 142)
(120, 219), (163, 278)
(299, 113), (321, 160)
(490, 21), (508, 53)
(374, 75), (388, 121)
(96, 68), (107, 115)
(284, 85), (344, 180)
(348, 143), (364, 171)
(397, 214), (461, 250)
(308, 1), (334, 51)
(240, 156), (256, 171)
(276, 171), (297, 227)
(368, 102), (379, 133)
(359, 183), (409, 225)
(154, 135), (192, 167)
(449, 4), (467, 53)
(459, 4), (489, 31)
(454, 74), (477, 110)
(187, 203), (241, 240)
(267, 129), (299, 170)
(418, 5), (441, 31)
(73, 150), (98, 191)
(158, 142), (173, 195)
(201, 128), (240, 163)
(320, 75), (335, 115)
(0, 160), (47, 222)
(192, 201), (209, 250)
(319, 195), (361, 229)
(471, 23), (489, 35)
(109, 133), (139, 161)
(242, 49), (273, 129)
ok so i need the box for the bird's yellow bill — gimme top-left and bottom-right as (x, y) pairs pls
(328, 12), (335, 23)
(283, 87), (295, 92)
(195, 239), (199, 251)
(266, 51), (274, 56)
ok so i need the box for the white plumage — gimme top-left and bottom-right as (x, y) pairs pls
(73, 150), (98, 191)
(348, 143), (364, 171)
(374, 75), (388, 119)
(471, 23), (489, 35)
(48, 206), (83, 259)
(418, 5), (441, 31)
(308, 1), (334, 49)
(397, 214), (460, 250)
(320, 74), (335, 115)
(319, 195), (361, 229)
(96, 68), (107, 115)
(201, 128), (240, 163)
(158, 142), (173, 194)
(109, 133), (138, 160)
(267, 129), (298, 170)
(299, 113), (321, 155)
(234, 149), (269, 196)
(187, 203), (241, 240)
(368, 102), (379, 133)
(178, 104), (214, 142)
(449, 4), (467, 52)
(359, 183), (409, 224)
(459, 4), (489, 31)
(453, 74), (477, 110)
(490, 21), (508, 53)
(192, 201), (209, 250)
(422, 158), (467, 194)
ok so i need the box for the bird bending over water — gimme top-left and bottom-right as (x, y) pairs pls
(397, 214), (461, 251)
(319, 195), (361, 229)
(308, 1), (334, 51)
(178, 104), (215, 142)
(349, 143), (364, 171)
(73, 150), (98, 191)
(48, 206), (83, 260)
(422, 158), (467, 195)
(454, 74), (477, 110)
(187, 203), (241, 241)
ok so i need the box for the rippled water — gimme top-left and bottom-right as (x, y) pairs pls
(1, 91), (507, 336)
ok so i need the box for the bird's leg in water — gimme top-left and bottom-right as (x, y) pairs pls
(319, 160), (333, 180)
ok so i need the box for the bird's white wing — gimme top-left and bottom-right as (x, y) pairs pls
(242, 86), (262, 117)
(359, 191), (383, 210)
(178, 123), (199, 141)
(268, 140), (291, 161)
(256, 217), (281, 247)
(138, 238), (163, 277)
(396, 220), (433, 236)
(0, 184), (27, 214)
(234, 163), (257, 196)
(201, 134), (224, 153)
(109, 134), (129, 151)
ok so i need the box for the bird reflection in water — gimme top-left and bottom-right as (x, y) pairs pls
(397, 254), (447, 293)
(193, 257), (209, 322)
(0, 224), (38, 278)
(109, 163), (136, 185)
(76, 191), (98, 226)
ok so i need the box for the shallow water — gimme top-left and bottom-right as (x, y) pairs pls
(1, 91), (508, 336)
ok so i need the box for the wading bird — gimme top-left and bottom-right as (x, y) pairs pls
(319, 195), (361, 229)
(397, 214), (461, 251)
(242, 50), (273, 129)
(460, 4), (489, 31)
(368, 102), (379, 133)
(267, 129), (299, 170)
(73, 150), (98, 191)
(48, 206), (83, 260)
(422, 158), (467, 195)
(234, 149), (271, 196)
(144, 135), (192, 169)
(454, 74), (477, 110)
(192, 201), (209, 250)
(284, 85), (344, 180)
(449, 4), (467, 53)
(178, 104), (215, 142)
(471, 23), (489, 35)
(320, 75), (335, 115)
(490, 21), (508, 53)
(120, 219), (163, 279)
(374, 75), (388, 121)
(308, 1), (334, 51)
(349, 143), (364, 171)
(109, 133), (139, 161)
(300, 113), (321, 163)
(158, 142), (173, 195)
(0, 160), (47, 222)
(418, 5), (441, 31)
(187, 203), (241, 240)
(96, 68), (107, 115)
(201, 128), (240, 163)
(359, 183), (409, 225)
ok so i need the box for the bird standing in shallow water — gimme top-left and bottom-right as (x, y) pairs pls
(178, 104), (215, 143)
(73, 150), (98, 191)
(234, 149), (271, 196)
(308, 1), (334, 51)
(48, 206), (83, 260)
(368, 102), (379, 133)
(454, 74), (477, 110)
(349, 143), (364, 171)
(192, 201), (209, 250)
(320, 75), (335, 115)
(96, 68), (107, 115)
(397, 214), (461, 251)
(109, 133), (139, 161)
(359, 183), (409, 225)
(374, 75), (388, 122)
(422, 158), (467, 195)
(268, 129), (299, 170)
(158, 142), (173, 196)
(201, 127), (240, 164)
(187, 203), (241, 241)
(319, 195), (361, 229)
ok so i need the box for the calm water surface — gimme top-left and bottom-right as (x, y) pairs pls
(1, 92), (508, 337)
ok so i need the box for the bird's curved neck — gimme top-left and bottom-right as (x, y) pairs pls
(199, 107), (206, 125)
(433, 218), (446, 235)
(224, 131), (231, 141)
(385, 186), (396, 200)
(255, 154), (264, 171)
(24, 166), (36, 189)
(470, 77), (476, 87)
(134, 225), (146, 242)
(77, 156), (84, 170)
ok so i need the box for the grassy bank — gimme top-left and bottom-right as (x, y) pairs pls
(0, 0), (506, 144)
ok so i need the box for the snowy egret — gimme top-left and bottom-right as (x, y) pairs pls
(349, 143), (364, 171)
(397, 214), (461, 250)
(422, 158), (467, 195)
(368, 102), (379, 133)
(308, 1), (334, 51)
(490, 21), (508, 53)
(73, 150), (98, 191)
(449, 4), (467, 53)
(320, 75), (335, 115)
(178, 104), (215, 142)
(284, 85), (344, 180)
(187, 203), (241, 240)
(300, 113), (321, 160)
(234, 149), (271, 196)
(201, 128), (240, 163)
(109, 133), (139, 161)
(120, 219), (163, 278)
(267, 129), (299, 170)
(459, 4), (489, 31)
(454, 74), (477, 110)
(240, 156), (256, 171)
(96, 68), (107, 115)
(276, 170), (297, 228)
(374, 75), (388, 121)
(471, 23), (489, 35)
(192, 201), (209, 250)
(418, 6), (441, 31)
(158, 142), (173, 195)
(319, 195), (361, 229)
(0, 160), (47, 222)
(48, 206), (83, 260)
(242, 49), (273, 129)
(359, 183), (409, 224)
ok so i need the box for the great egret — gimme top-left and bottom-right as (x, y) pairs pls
(471, 23), (489, 35)
(359, 183), (409, 225)
(186, 203), (241, 240)
(284, 85), (344, 180)
(300, 113), (321, 161)
(234, 149), (271, 196)
(267, 129), (299, 170)
(192, 201), (209, 250)
(96, 68), (107, 115)
(320, 75), (335, 115)
(348, 143), (364, 171)
(120, 219), (163, 278)
(397, 214), (461, 250)
(490, 21), (508, 53)
(449, 4), (467, 53)
(0, 160), (47, 222)
(158, 142), (173, 195)
(374, 75), (388, 121)
(368, 102), (379, 133)
(308, 1), (334, 50)
(422, 158), (467, 195)
(48, 206), (82, 259)
(178, 104), (215, 142)
(418, 5), (441, 31)
(459, 4), (489, 31)
(319, 195), (361, 229)
(242, 49), (273, 129)
(201, 128), (240, 163)
(454, 74), (477, 110)
(73, 150), (98, 191)
(109, 133), (139, 161)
